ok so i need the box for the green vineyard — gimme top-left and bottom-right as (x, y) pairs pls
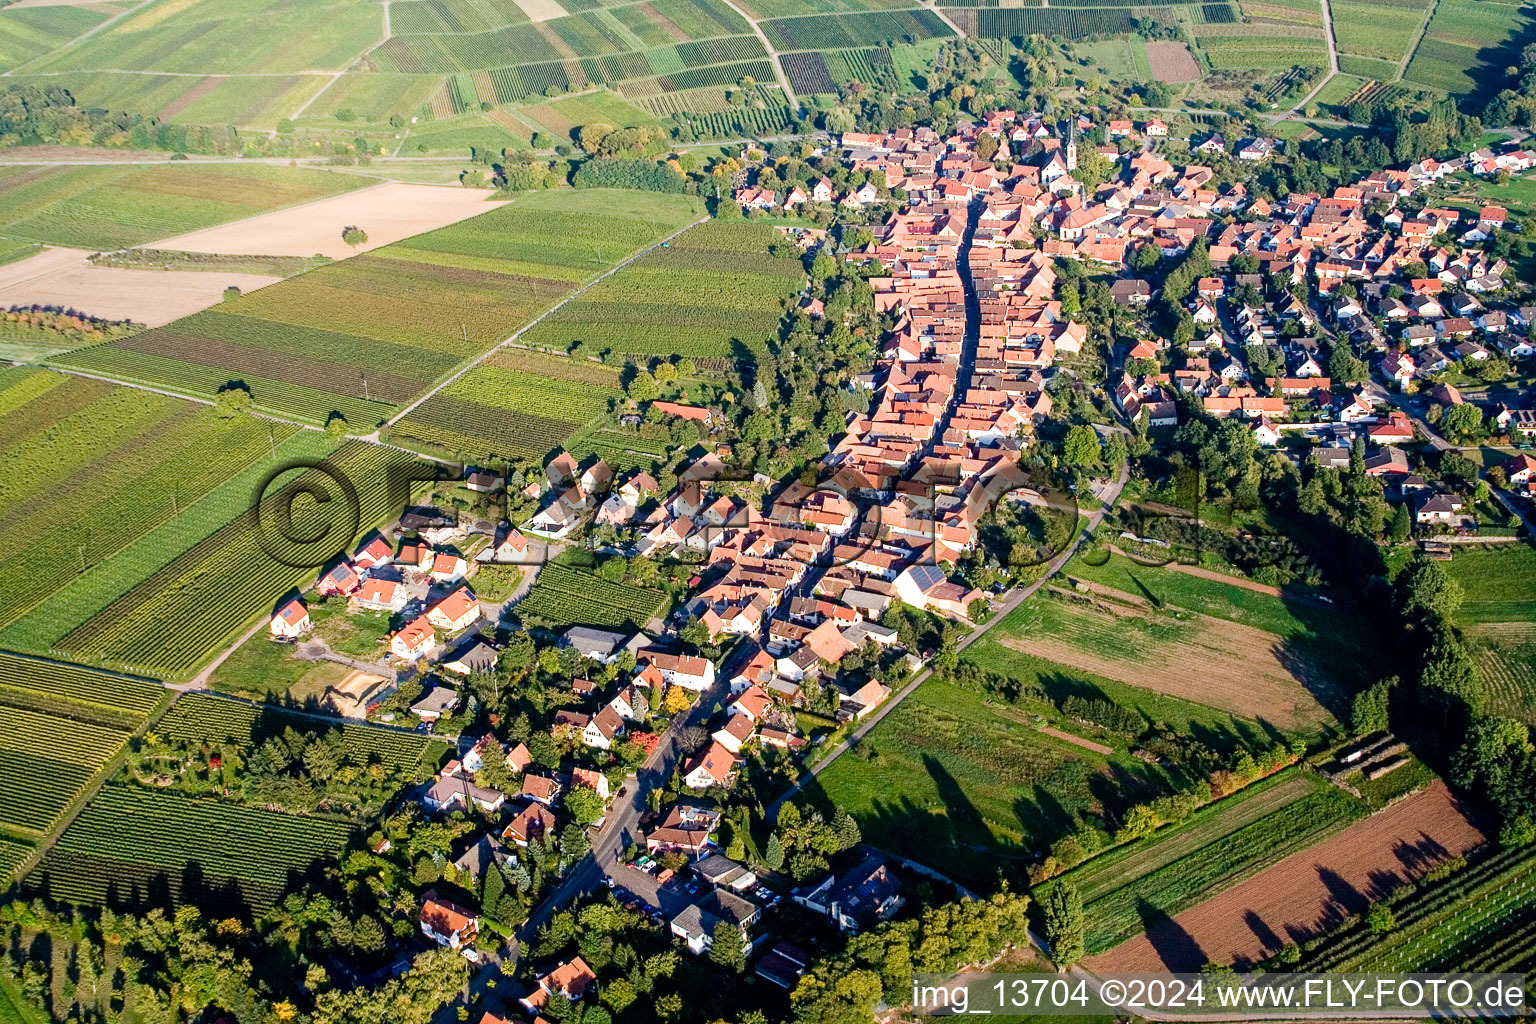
(156, 692), (442, 775)
(53, 191), (706, 426)
(51, 442), (426, 678)
(1306, 845), (1536, 973)
(31, 785), (358, 911)
(0, 651), (164, 727)
(0, 705), (130, 834)
(515, 563), (671, 630)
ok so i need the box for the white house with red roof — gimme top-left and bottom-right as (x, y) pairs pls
(426, 587), (481, 633)
(390, 616), (436, 660)
(270, 597), (310, 639)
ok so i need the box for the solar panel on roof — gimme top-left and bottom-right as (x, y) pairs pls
(907, 563), (946, 592)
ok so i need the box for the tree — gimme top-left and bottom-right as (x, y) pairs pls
(709, 921), (746, 971)
(627, 370), (660, 403)
(1103, 431), (1127, 472)
(1039, 881), (1085, 965)
(325, 412), (349, 436)
(1062, 425), (1102, 470)
(342, 225), (368, 249)
(1366, 903), (1396, 933)
(831, 808), (861, 851)
(1351, 676), (1395, 736)
(215, 383), (252, 418)
(1389, 503), (1411, 543)
(764, 832), (784, 871)
(1329, 344), (1368, 383)
(1398, 558), (1464, 623)
(565, 785), (606, 825)
(661, 685), (690, 715)
(1440, 402), (1484, 442)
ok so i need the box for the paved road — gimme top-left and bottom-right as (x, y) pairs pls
(496, 658), (732, 974)
(768, 194), (1134, 813)
(768, 459), (1129, 815)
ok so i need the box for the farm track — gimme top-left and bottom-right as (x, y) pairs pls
(1395, 0), (1440, 81)
(370, 212), (710, 438)
(711, 0), (800, 109)
(1266, 0), (1340, 123)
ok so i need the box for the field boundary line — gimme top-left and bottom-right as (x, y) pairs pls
(1396, 0), (1441, 82)
(711, 0), (801, 109)
(289, 71), (345, 121)
(372, 211), (711, 436)
(2, 0), (155, 78)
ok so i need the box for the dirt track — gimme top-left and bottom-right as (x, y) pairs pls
(1085, 782), (1490, 971)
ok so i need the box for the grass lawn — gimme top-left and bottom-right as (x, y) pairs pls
(207, 631), (352, 702)
(1073, 38), (1150, 84)
(1446, 542), (1536, 623)
(962, 552), (1374, 734)
(1063, 551), (1366, 647)
(310, 599), (394, 660)
(469, 564), (528, 602)
(810, 676), (1204, 886)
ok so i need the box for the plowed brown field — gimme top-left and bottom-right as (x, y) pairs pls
(1085, 782), (1490, 971)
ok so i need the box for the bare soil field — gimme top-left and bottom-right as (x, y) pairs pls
(996, 601), (1337, 731)
(513, 0), (568, 20)
(0, 246), (279, 326)
(1147, 41), (1202, 82)
(149, 182), (505, 259)
(1039, 726), (1115, 755)
(1086, 782), (1490, 971)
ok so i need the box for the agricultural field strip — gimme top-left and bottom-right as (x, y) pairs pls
(46, 442), (417, 679)
(158, 692), (438, 772)
(36, 784), (358, 909)
(0, 650), (164, 727)
(0, 381), (310, 630)
(380, 210), (707, 430)
(49, 194), (703, 428)
(1063, 771), (1315, 903)
(0, 429), (340, 660)
(1309, 845), (1536, 971)
(1080, 784), (1363, 953)
(514, 563), (669, 627)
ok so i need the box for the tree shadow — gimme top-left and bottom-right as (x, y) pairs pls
(1136, 897), (1208, 972)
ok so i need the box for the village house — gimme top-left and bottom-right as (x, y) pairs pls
(269, 597), (310, 639)
(520, 958), (596, 1015)
(390, 616), (437, 660)
(793, 848), (904, 931)
(419, 896), (479, 960)
(426, 586), (481, 633)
